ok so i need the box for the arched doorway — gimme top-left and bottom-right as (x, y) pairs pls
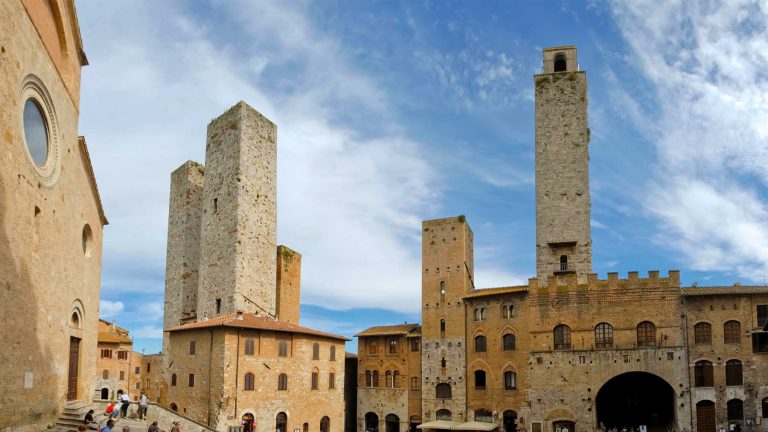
(242, 413), (255, 432)
(100, 388), (109, 400)
(366, 412), (379, 432)
(276, 412), (287, 432)
(436, 410), (452, 421)
(503, 411), (518, 432)
(596, 372), (676, 432)
(696, 401), (715, 432)
(410, 416), (421, 432)
(553, 421), (575, 432)
(386, 414), (400, 432)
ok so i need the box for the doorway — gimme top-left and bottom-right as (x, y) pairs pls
(100, 388), (109, 400)
(242, 413), (255, 432)
(596, 372), (675, 432)
(503, 411), (518, 432)
(67, 337), (80, 400)
(696, 401), (715, 432)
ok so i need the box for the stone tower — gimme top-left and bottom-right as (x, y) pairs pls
(421, 216), (474, 423)
(534, 46), (592, 284)
(196, 101), (278, 319)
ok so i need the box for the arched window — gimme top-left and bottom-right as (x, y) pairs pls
(373, 370), (380, 387)
(694, 360), (714, 387)
(502, 333), (516, 351)
(436, 409), (452, 421)
(311, 368), (319, 390)
(762, 397), (768, 418)
(504, 370), (516, 390)
(320, 416), (330, 432)
(440, 281), (445, 295)
(385, 414), (400, 432)
(694, 322), (712, 345)
(244, 372), (255, 391)
(365, 370), (372, 387)
(725, 360), (743, 386)
(503, 411), (518, 432)
(365, 412), (379, 432)
(595, 323), (614, 348)
(278, 340), (288, 357)
(70, 311), (80, 329)
(329, 371), (336, 389)
(171, 373), (177, 386)
(393, 370), (400, 388)
(312, 343), (320, 360)
(474, 335), (487, 352)
(436, 383), (452, 399)
(303, 423), (309, 432)
(481, 308), (486, 320)
(440, 319), (446, 332)
(170, 403), (178, 412)
(102, 370), (109, 380)
(276, 412), (287, 432)
(474, 308), (487, 321)
(244, 338), (255, 355)
(724, 320), (741, 345)
(386, 370), (393, 388)
(474, 370), (486, 390)
(728, 399), (744, 421)
(441, 357), (446, 368)
(502, 304), (514, 319)
(330, 345), (336, 361)
(278, 373), (288, 390)
(637, 321), (656, 347)
(554, 324), (571, 350)
(559, 255), (568, 271)
(554, 53), (567, 72)
(475, 409), (493, 423)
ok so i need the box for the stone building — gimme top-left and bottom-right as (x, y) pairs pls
(139, 353), (164, 403)
(355, 324), (423, 432)
(0, 1), (107, 430)
(160, 101), (348, 431)
(358, 46), (768, 432)
(94, 319), (143, 401)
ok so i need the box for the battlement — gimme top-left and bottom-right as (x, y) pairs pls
(528, 270), (681, 291)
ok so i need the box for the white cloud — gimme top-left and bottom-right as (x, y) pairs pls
(608, 1), (768, 282)
(131, 326), (163, 340)
(100, 300), (124, 318)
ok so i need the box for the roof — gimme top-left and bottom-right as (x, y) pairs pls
(167, 312), (350, 341)
(98, 332), (132, 344)
(463, 285), (529, 299)
(79, 137), (108, 225)
(681, 285), (768, 297)
(354, 323), (421, 338)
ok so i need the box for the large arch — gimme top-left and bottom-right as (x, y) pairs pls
(596, 372), (676, 431)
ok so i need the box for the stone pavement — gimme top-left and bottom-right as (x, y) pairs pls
(52, 417), (151, 432)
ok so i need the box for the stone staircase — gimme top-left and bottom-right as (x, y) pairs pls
(53, 400), (106, 432)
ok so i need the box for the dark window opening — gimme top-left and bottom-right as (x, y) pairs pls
(474, 370), (486, 390)
(759, 305), (768, 329)
(313, 343), (320, 360)
(559, 255), (568, 271)
(752, 332), (768, 352)
(503, 333), (516, 351)
(215, 298), (221, 314)
(727, 399), (744, 421)
(637, 321), (657, 347)
(474, 335), (487, 352)
(725, 360), (743, 386)
(724, 321), (741, 345)
(278, 373), (288, 390)
(694, 361), (714, 387)
(504, 371), (516, 390)
(189, 341), (196, 355)
(554, 324), (571, 350)
(436, 383), (452, 399)
(188, 373), (195, 387)
(694, 322), (712, 345)
(171, 373), (177, 386)
(554, 54), (567, 72)
(595, 323), (614, 348)
(440, 319), (445, 333)
(245, 338), (255, 356)
(244, 372), (255, 391)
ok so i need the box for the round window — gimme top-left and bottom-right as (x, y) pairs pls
(23, 98), (49, 166)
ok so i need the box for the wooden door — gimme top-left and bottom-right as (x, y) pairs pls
(67, 337), (80, 400)
(696, 401), (716, 432)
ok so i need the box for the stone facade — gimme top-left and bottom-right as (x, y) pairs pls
(276, 245), (301, 325)
(94, 319), (142, 401)
(140, 353), (164, 403)
(0, 1), (106, 430)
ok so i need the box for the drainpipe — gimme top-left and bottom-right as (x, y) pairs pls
(208, 329), (214, 426)
(682, 297), (694, 432)
(235, 328), (241, 421)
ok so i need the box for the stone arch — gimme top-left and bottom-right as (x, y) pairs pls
(467, 358), (493, 373)
(554, 53), (567, 72)
(70, 299), (85, 330)
(546, 407), (576, 422)
(596, 371), (676, 429)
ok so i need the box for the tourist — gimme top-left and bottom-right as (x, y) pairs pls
(101, 420), (115, 432)
(138, 392), (149, 420)
(84, 409), (97, 430)
(105, 402), (116, 418)
(120, 392), (131, 418)
(111, 400), (122, 420)
(148, 420), (164, 432)
(170, 421), (182, 432)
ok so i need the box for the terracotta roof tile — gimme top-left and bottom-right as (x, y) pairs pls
(463, 285), (529, 299)
(354, 323), (421, 337)
(681, 286), (768, 296)
(167, 312), (350, 341)
(98, 332), (132, 344)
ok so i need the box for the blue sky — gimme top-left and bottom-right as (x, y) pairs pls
(76, 1), (768, 354)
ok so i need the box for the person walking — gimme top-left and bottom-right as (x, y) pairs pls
(170, 421), (182, 432)
(120, 392), (130, 418)
(138, 392), (149, 420)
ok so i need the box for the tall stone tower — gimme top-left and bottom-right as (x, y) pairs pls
(421, 216), (474, 423)
(534, 46), (592, 284)
(196, 101), (278, 319)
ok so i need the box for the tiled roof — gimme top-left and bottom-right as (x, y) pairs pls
(167, 312), (350, 341)
(681, 286), (768, 296)
(98, 332), (132, 344)
(354, 323), (421, 337)
(463, 285), (529, 299)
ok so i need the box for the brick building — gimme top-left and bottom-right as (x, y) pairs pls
(357, 46), (768, 432)
(94, 319), (143, 401)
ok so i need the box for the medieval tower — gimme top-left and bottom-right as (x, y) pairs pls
(534, 46), (592, 284)
(421, 217), (475, 423)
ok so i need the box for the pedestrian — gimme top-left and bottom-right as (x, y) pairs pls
(120, 392), (130, 418)
(101, 419), (115, 432)
(735, 423), (742, 432)
(111, 400), (122, 420)
(170, 421), (182, 432)
(138, 392), (149, 420)
(730, 423), (736, 432)
(148, 420), (163, 432)
(84, 409), (98, 430)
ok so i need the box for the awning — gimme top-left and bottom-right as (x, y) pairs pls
(417, 420), (461, 430)
(452, 422), (499, 431)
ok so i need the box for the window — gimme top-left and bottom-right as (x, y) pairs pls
(559, 255), (568, 271)
(320, 416), (330, 432)
(440, 319), (446, 333)
(215, 298), (221, 314)
(146, 363), (151, 373)
(23, 98), (49, 166)
(637, 321), (656, 347)
(134, 367), (140, 374)
(329, 372), (336, 389)
(436, 383), (452, 399)
(101, 349), (112, 359)
(554, 53), (567, 72)
(135, 382), (140, 390)
(244, 373), (255, 391)
(595, 323), (614, 348)
(759, 305), (768, 329)
(278, 340), (288, 357)
(102, 370), (108, 380)
(393, 370), (400, 388)
(411, 377), (420, 391)
(330, 345), (336, 361)
(724, 321), (741, 345)
(725, 360), (743, 386)
(368, 340), (378, 355)
(278, 373), (288, 390)
(146, 379), (150, 389)
(503, 333), (516, 351)
(311, 369), (319, 390)
(762, 398), (768, 418)
(475, 409), (493, 423)
(276, 412), (287, 432)
(436, 409), (452, 421)
(694, 361), (714, 387)
(410, 339), (420, 352)
(554, 325), (571, 350)
(365, 370), (372, 387)
(245, 338), (255, 356)
(386, 370), (393, 388)
(119, 371), (124, 380)
(170, 403), (177, 412)
(373, 371), (380, 387)
(474, 335), (487, 352)
(504, 371), (517, 390)
(189, 341), (196, 355)
(728, 399), (744, 421)
(694, 322), (712, 345)
(440, 281), (446, 295)
(474, 370), (487, 390)
(313, 343), (320, 360)
(188, 374), (195, 387)
(502, 304), (514, 319)
(388, 338), (398, 354)
(474, 308), (487, 321)
(441, 357), (447, 368)
(117, 351), (128, 360)
(171, 374), (177, 386)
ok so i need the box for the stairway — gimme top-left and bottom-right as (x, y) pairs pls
(54, 400), (100, 431)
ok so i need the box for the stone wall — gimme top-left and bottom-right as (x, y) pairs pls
(276, 245), (301, 325)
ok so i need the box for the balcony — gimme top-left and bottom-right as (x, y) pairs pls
(554, 262), (575, 275)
